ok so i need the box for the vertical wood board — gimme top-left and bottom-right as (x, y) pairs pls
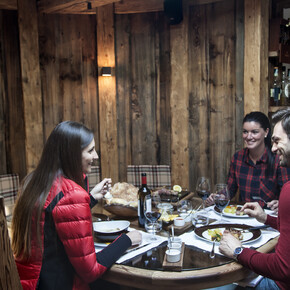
(170, 5), (189, 188)
(115, 14), (132, 181)
(130, 13), (158, 165)
(17, 0), (44, 172)
(97, 4), (118, 182)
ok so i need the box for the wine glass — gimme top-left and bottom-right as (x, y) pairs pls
(196, 177), (211, 209)
(214, 184), (230, 223)
(145, 195), (162, 241)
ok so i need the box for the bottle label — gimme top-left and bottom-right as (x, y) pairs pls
(138, 199), (141, 216)
(145, 195), (152, 213)
(274, 87), (280, 101)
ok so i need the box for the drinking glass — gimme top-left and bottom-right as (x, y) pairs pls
(214, 184), (230, 223)
(145, 195), (162, 241)
(196, 177), (211, 209)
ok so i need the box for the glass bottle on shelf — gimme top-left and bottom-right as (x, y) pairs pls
(269, 67), (281, 106)
(284, 69), (290, 106)
(280, 66), (287, 106)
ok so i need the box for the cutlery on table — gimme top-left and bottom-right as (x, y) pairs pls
(209, 238), (216, 259)
(252, 196), (268, 204)
(232, 225), (271, 233)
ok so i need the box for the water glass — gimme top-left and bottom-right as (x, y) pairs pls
(192, 210), (209, 227)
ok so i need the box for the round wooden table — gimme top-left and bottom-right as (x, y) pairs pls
(101, 235), (278, 289)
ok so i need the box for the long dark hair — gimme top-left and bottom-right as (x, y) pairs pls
(243, 111), (274, 176)
(12, 121), (94, 258)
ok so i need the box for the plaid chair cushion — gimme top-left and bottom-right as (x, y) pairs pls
(0, 174), (19, 205)
(127, 165), (171, 188)
(87, 166), (101, 189)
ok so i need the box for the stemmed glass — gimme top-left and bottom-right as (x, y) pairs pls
(196, 177), (211, 210)
(145, 195), (162, 241)
(214, 184), (230, 223)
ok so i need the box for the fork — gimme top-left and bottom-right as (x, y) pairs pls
(209, 238), (216, 259)
(252, 196), (268, 204)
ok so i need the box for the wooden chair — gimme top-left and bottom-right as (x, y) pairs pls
(127, 165), (171, 188)
(0, 196), (22, 289)
(87, 166), (101, 189)
(0, 173), (19, 207)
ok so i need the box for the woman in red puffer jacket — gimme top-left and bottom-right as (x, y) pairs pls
(12, 121), (141, 290)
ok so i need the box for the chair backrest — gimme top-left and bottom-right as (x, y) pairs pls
(87, 166), (101, 189)
(127, 165), (171, 188)
(0, 196), (22, 289)
(0, 174), (19, 205)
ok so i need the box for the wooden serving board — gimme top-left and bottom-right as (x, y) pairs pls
(162, 242), (185, 271)
(164, 221), (194, 235)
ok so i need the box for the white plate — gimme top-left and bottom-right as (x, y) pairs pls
(201, 227), (253, 243)
(214, 205), (249, 218)
(93, 220), (130, 241)
(194, 223), (262, 244)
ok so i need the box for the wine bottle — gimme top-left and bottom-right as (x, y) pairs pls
(138, 173), (152, 227)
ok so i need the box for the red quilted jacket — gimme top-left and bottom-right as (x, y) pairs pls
(15, 175), (131, 290)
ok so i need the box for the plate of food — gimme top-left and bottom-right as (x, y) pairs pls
(214, 205), (249, 218)
(93, 220), (130, 241)
(103, 182), (138, 217)
(194, 223), (261, 244)
(152, 186), (190, 203)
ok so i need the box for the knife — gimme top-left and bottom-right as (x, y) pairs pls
(125, 243), (150, 254)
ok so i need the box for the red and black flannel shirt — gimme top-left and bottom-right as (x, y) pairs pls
(227, 148), (290, 208)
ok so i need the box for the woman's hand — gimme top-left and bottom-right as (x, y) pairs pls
(219, 231), (242, 259)
(267, 200), (278, 213)
(90, 178), (112, 200)
(205, 193), (215, 207)
(241, 202), (267, 224)
(126, 231), (142, 246)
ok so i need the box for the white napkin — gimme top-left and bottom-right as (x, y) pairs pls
(94, 228), (167, 264)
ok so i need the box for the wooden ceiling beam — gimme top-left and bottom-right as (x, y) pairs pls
(114, 0), (164, 14)
(0, 0), (17, 10)
(37, 0), (120, 14)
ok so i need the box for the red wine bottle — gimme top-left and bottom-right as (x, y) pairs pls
(138, 173), (152, 227)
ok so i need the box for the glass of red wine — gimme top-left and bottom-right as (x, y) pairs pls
(196, 177), (211, 210)
(145, 195), (162, 241)
(214, 184), (230, 223)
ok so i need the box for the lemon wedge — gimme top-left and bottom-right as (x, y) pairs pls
(173, 185), (182, 192)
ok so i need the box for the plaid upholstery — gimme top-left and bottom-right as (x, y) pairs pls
(87, 166), (101, 189)
(0, 174), (19, 205)
(127, 165), (171, 188)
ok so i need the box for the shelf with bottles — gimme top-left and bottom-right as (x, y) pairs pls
(269, 65), (290, 107)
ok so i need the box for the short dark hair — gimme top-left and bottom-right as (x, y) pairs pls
(272, 108), (290, 140)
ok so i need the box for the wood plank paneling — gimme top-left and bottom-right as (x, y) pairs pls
(188, 5), (210, 189)
(2, 11), (26, 178)
(130, 13), (159, 165)
(207, 0), (236, 185)
(39, 14), (99, 146)
(0, 11), (6, 174)
(17, 0), (43, 173)
(115, 14), (132, 181)
(170, 3), (189, 188)
(97, 5), (118, 183)
(244, 0), (269, 115)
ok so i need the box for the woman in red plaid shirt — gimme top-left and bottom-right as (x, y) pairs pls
(206, 111), (290, 212)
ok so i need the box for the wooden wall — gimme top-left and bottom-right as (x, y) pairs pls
(0, 0), (270, 191)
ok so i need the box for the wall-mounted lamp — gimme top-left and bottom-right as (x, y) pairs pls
(100, 67), (112, 76)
